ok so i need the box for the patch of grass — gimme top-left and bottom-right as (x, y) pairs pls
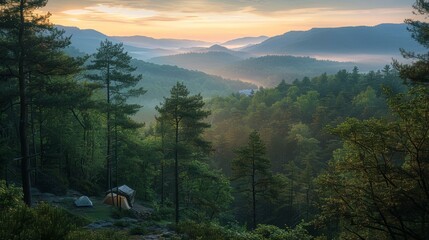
(58, 197), (115, 222)
(111, 208), (136, 219)
(129, 224), (148, 235)
(74, 204), (114, 222)
(66, 229), (128, 240)
(114, 220), (131, 228)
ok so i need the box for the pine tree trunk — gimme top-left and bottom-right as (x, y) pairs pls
(114, 119), (119, 207)
(19, 0), (31, 206)
(38, 108), (44, 169)
(30, 101), (37, 185)
(174, 118), (179, 224)
(160, 122), (165, 206)
(106, 64), (112, 194)
(161, 159), (164, 206)
(252, 154), (256, 230)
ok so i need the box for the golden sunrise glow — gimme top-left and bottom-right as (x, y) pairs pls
(45, 1), (414, 42)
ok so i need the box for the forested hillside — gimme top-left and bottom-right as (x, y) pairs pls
(130, 59), (256, 122)
(1, 0), (429, 239)
(217, 55), (359, 86)
(150, 54), (360, 87)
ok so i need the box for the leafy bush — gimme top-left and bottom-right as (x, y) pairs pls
(254, 224), (286, 239)
(150, 203), (174, 221)
(66, 229), (128, 240)
(177, 220), (259, 240)
(0, 203), (37, 240)
(177, 220), (314, 240)
(0, 203), (89, 240)
(129, 224), (148, 235)
(0, 200), (131, 240)
(0, 184), (91, 240)
(254, 223), (313, 240)
(34, 204), (89, 240)
(0, 181), (23, 211)
(113, 220), (131, 228)
(111, 208), (136, 219)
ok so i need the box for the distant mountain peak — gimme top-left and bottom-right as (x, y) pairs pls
(221, 36), (269, 47)
(208, 44), (230, 51)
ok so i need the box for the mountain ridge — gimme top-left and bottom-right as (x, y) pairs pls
(244, 23), (423, 55)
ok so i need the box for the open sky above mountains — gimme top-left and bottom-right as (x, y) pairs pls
(45, 0), (415, 42)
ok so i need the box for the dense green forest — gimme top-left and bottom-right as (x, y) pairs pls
(1, 0), (429, 239)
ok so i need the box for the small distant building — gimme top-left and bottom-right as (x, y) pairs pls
(238, 89), (257, 96)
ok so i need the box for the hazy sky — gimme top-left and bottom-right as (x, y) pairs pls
(44, 0), (416, 42)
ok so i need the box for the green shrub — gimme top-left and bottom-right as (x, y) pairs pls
(129, 224), (148, 235)
(0, 181), (23, 211)
(111, 208), (136, 219)
(253, 223), (313, 240)
(151, 202), (174, 221)
(177, 220), (314, 240)
(33, 203), (88, 240)
(66, 229), (128, 240)
(254, 224), (286, 239)
(0, 203), (37, 240)
(113, 220), (130, 228)
(0, 199), (94, 240)
(0, 203), (89, 240)
(177, 220), (260, 240)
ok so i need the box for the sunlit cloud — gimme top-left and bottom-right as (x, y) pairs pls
(62, 4), (158, 21)
(68, 18), (81, 22)
(62, 9), (92, 15)
(46, 0), (415, 41)
(86, 4), (157, 19)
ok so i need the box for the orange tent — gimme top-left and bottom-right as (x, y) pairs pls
(103, 193), (131, 210)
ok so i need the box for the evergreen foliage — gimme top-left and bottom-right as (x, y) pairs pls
(394, 0), (429, 82)
(156, 82), (212, 224)
(0, 0), (84, 205)
(317, 86), (429, 239)
(86, 39), (145, 194)
(232, 131), (272, 229)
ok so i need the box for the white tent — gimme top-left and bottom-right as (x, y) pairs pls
(74, 196), (93, 207)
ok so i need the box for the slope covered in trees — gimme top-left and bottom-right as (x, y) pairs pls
(130, 59), (256, 122)
(149, 54), (361, 87)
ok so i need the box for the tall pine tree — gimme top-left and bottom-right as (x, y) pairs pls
(156, 82), (210, 224)
(232, 131), (271, 229)
(86, 40), (144, 193)
(0, 0), (82, 205)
